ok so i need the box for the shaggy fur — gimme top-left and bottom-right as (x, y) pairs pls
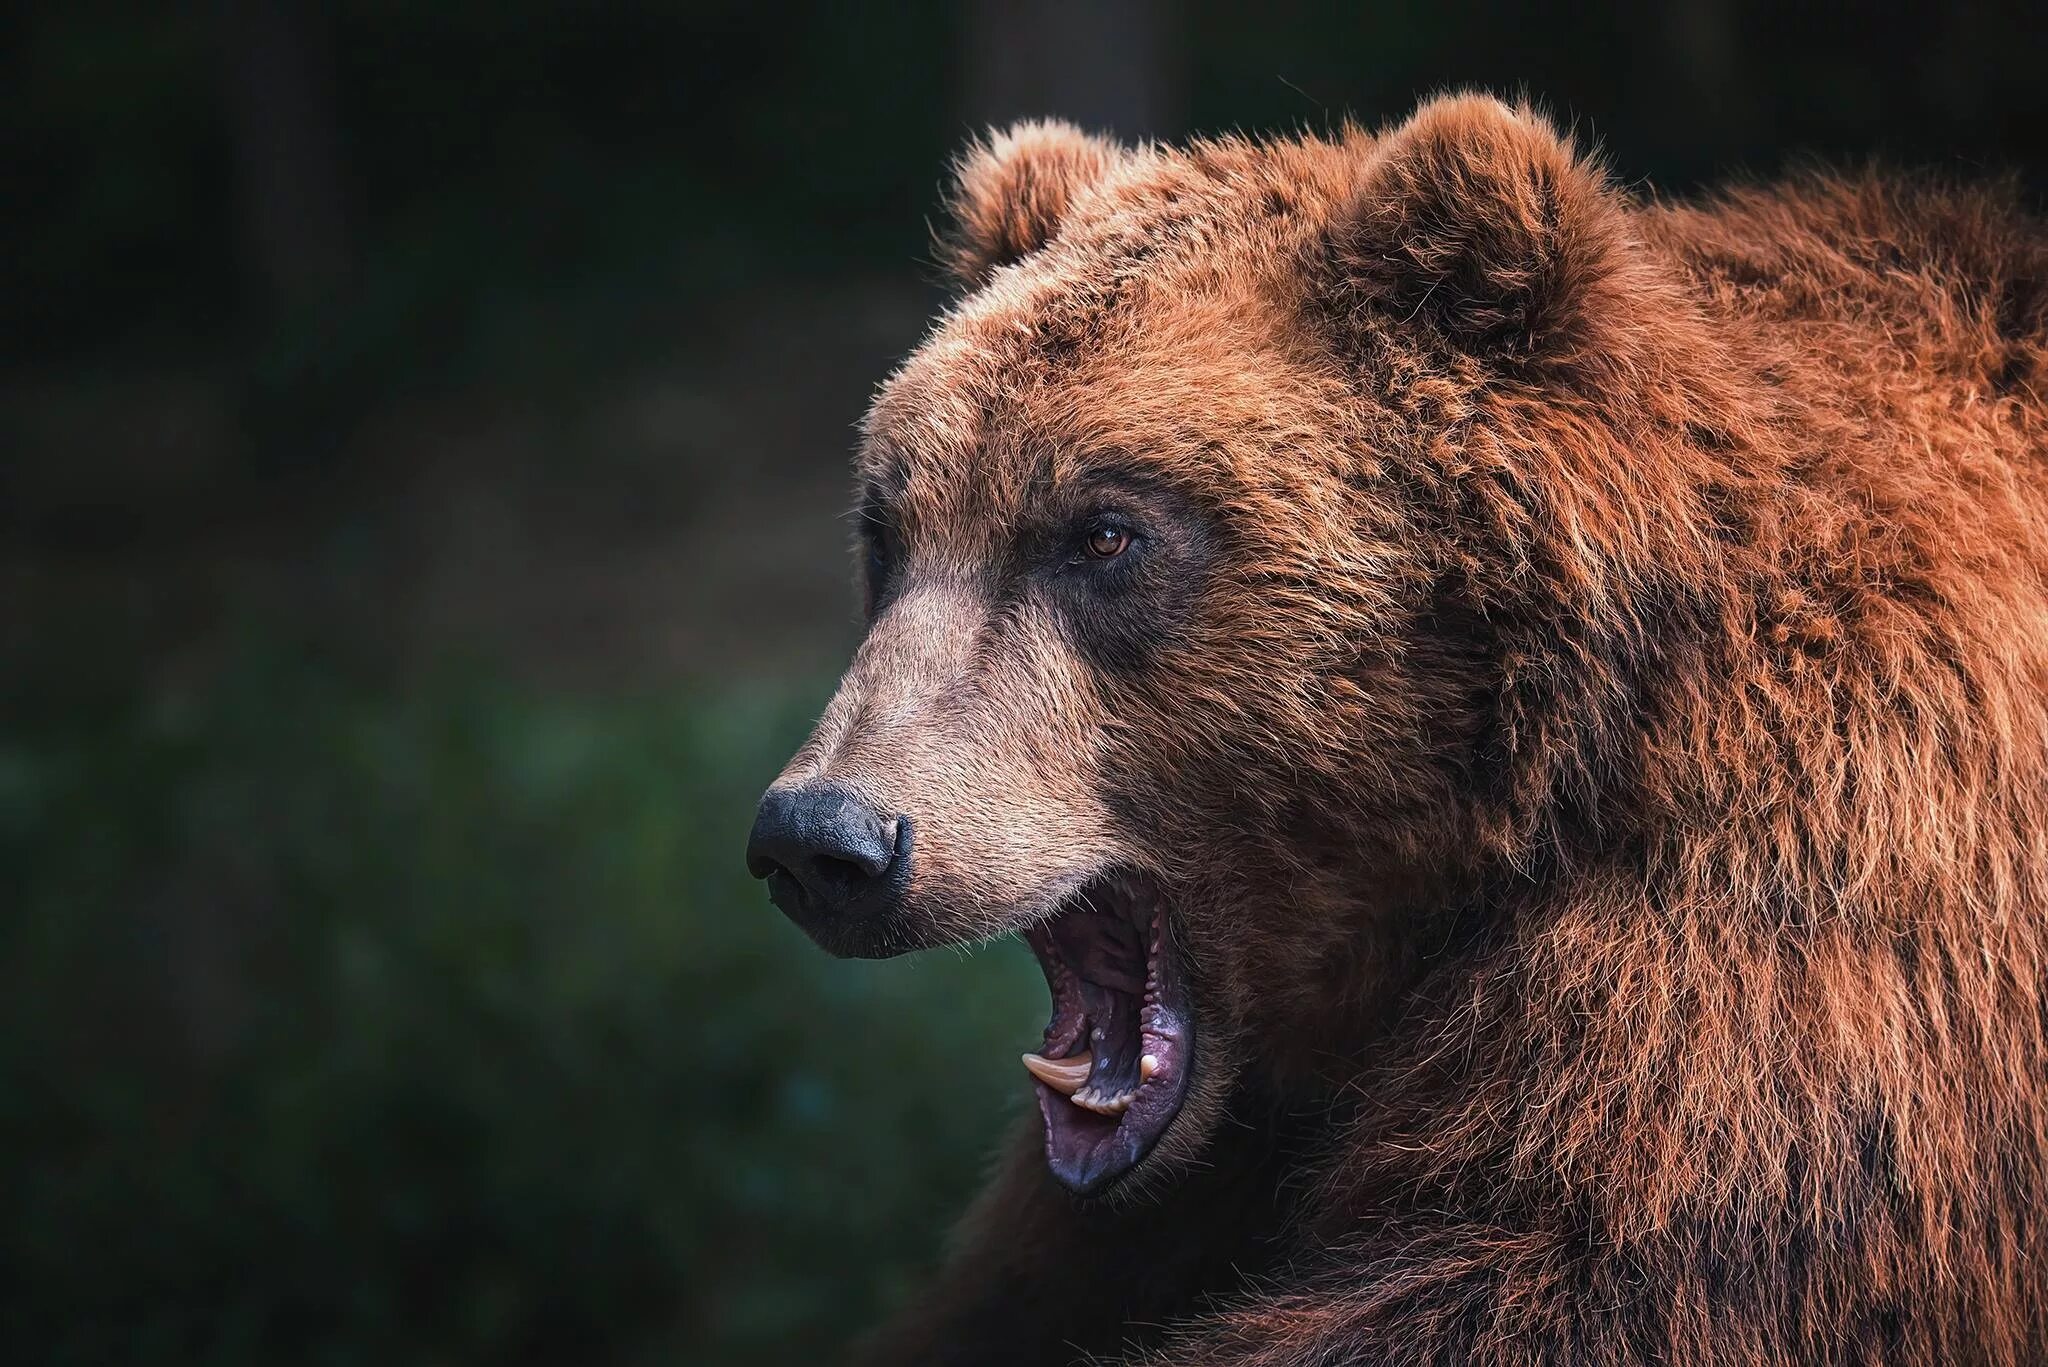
(771, 94), (2048, 1364)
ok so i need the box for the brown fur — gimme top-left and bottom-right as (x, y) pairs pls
(774, 95), (2048, 1364)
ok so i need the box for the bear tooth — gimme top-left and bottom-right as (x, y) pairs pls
(1074, 1089), (1132, 1115)
(1141, 1054), (1160, 1080)
(1021, 1051), (1092, 1096)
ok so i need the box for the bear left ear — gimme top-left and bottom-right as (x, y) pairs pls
(1332, 95), (1636, 369)
(939, 120), (1124, 288)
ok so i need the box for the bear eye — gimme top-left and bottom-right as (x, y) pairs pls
(867, 522), (894, 581)
(1083, 523), (1132, 560)
(860, 496), (900, 615)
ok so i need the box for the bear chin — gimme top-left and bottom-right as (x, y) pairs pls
(1018, 871), (1194, 1196)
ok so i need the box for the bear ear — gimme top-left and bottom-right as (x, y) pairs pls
(939, 120), (1123, 288)
(1331, 95), (1634, 368)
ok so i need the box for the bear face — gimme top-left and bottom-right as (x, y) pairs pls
(751, 97), (1707, 1197)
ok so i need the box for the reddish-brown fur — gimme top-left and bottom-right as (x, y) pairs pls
(777, 95), (2048, 1364)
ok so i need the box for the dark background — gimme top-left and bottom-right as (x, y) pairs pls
(5, 3), (2044, 1364)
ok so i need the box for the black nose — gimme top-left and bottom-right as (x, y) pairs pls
(746, 781), (908, 937)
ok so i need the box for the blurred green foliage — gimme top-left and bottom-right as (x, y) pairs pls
(0, 648), (1042, 1365)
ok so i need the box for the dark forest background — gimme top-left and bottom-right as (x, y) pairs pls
(5, 3), (2045, 1364)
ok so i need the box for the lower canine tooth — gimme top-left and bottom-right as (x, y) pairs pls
(1140, 1054), (1160, 1080)
(1022, 1050), (1093, 1096)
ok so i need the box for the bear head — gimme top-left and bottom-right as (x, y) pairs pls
(750, 95), (1715, 1197)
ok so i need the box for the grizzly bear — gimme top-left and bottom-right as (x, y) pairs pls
(745, 94), (2048, 1364)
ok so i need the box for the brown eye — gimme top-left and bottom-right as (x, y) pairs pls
(1085, 524), (1131, 559)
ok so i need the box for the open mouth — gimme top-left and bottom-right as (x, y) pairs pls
(1020, 872), (1193, 1195)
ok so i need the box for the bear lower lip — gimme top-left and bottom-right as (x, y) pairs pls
(1021, 873), (1193, 1195)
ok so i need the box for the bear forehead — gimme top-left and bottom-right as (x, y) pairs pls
(859, 133), (1367, 525)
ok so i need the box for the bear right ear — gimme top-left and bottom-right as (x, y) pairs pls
(938, 121), (1123, 288)
(1329, 95), (1639, 374)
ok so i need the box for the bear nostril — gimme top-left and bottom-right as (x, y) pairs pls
(811, 853), (875, 886)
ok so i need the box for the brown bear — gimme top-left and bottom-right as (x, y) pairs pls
(745, 94), (2048, 1365)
